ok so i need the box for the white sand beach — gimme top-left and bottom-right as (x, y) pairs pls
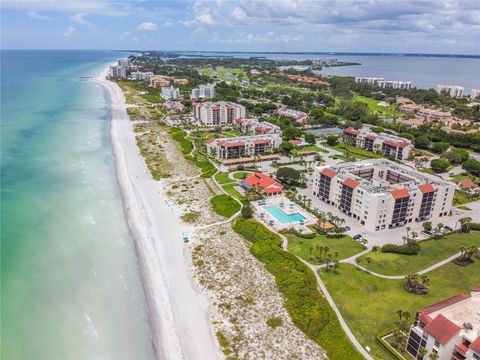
(94, 69), (219, 359)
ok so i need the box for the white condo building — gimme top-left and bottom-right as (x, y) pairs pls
(355, 77), (385, 85)
(130, 71), (154, 80)
(191, 83), (216, 99)
(437, 85), (465, 98)
(193, 101), (246, 126)
(406, 289), (480, 360)
(313, 58), (338, 66)
(108, 58), (130, 79)
(313, 159), (456, 231)
(161, 86), (181, 100)
(470, 89), (480, 100)
(206, 134), (282, 159)
(343, 127), (412, 161)
(356, 77), (412, 90)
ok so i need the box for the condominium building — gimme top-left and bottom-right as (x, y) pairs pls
(109, 65), (127, 79)
(130, 71), (154, 80)
(149, 75), (171, 87)
(117, 59), (130, 68)
(471, 89), (480, 100)
(356, 77), (412, 90)
(343, 127), (412, 161)
(160, 86), (181, 100)
(191, 83), (216, 99)
(193, 101), (246, 127)
(277, 107), (309, 123)
(206, 134), (282, 159)
(313, 159), (456, 231)
(406, 289), (480, 360)
(235, 118), (281, 135)
(437, 85), (465, 98)
(377, 80), (412, 90)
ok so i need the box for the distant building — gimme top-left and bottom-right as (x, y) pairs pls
(130, 71), (154, 80)
(355, 77), (385, 85)
(161, 86), (181, 100)
(149, 75), (171, 87)
(406, 289), (480, 360)
(356, 77), (411, 90)
(313, 58), (338, 66)
(277, 107), (309, 123)
(161, 101), (185, 112)
(343, 127), (412, 161)
(437, 85), (464, 98)
(235, 118), (281, 135)
(109, 65), (127, 79)
(193, 101), (245, 127)
(313, 159), (455, 231)
(173, 78), (189, 85)
(191, 83), (216, 99)
(206, 134), (282, 159)
(240, 173), (285, 197)
(458, 179), (479, 195)
(471, 89), (480, 100)
(117, 59), (130, 68)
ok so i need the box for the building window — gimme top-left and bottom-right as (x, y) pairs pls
(434, 340), (440, 348)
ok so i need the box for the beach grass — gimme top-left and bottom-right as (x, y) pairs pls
(210, 194), (241, 218)
(321, 261), (480, 360)
(356, 231), (480, 276)
(233, 218), (364, 360)
(287, 233), (365, 265)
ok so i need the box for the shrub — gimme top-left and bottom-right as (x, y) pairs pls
(281, 227), (316, 239)
(266, 317), (283, 329)
(382, 242), (420, 255)
(241, 202), (253, 218)
(210, 195), (241, 218)
(430, 158), (449, 173)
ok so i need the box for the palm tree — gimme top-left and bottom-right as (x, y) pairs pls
(356, 257), (362, 271)
(309, 246), (314, 260)
(317, 246), (324, 261)
(411, 231), (418, 241)
(428, 351), (439, 360)
(406, 226), (411, 238)
(459, 217), (472, 233)
(324, 246), (330, 259)
(366, 257), (372, 271)
(333, 260), (340, 274)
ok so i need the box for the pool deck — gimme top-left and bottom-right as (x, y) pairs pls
(251, 195), (317, 232)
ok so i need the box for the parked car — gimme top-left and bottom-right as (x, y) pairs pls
(344, 226), (351, 231)
(353, 234), (362, 240)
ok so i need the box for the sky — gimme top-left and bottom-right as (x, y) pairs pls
(1, 0), (479, 54)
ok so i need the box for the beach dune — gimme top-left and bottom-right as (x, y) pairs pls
(94, 69), (219, 360)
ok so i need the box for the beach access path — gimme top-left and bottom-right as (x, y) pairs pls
(95, 70), (220, 360)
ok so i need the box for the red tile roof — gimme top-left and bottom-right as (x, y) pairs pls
(418, 294), (470, 314)
(344, 127), (359, 136)
(383, 139), (401, 147)
(289, 139), (302, 145)
(244, 173), (284, 193)
(470, 337), (480, 354)
(254, 139), (270, 145)
(391, 188), (410, 199)
(366, 134), (376, 141)
(459, 179), (477, 189)
(235, 118), (244, 124)
(219, 141), (245, 147)
(418, 184), (435, 193)
(423, 314), (460, 345)
(320, 168), (337, 178)
(343, 177), (359, 189)
(417, 313), (432, 326)
(207, 138), (215, 143)
(471, 287), (480, 293)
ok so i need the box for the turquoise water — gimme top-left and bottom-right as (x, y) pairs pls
(264, 205), (305, 224)
(1, 50), (153, 359)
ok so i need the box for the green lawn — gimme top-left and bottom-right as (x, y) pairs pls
(233, 171), (251, 180)
(221, 183), (246, 201)
(322, 261), (480, 360)
(169, 128), (193, 155)
(329, 143), (382, 160)
(453, 190), (480, 206)
(293, 145), (322, 154)
(357, 231), (480, 276)
(215, 172), (236, 184)
(353, 94), (403, 118)
(287, 233), (365, 265)
(210, 194), (240, 218)
(450, 172), (480, 183)
(194, 151), (216, 178)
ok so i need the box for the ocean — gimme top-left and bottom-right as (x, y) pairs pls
(177, 51), (480, 94)
(1, 50), (154, 359)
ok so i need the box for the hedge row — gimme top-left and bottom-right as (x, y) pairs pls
(382, 243), (420, 255)
(375, 329), (406, 360)
(232, 218), (363, 360)
(280, 227), (317, 239)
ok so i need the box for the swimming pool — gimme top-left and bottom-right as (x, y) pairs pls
(264, 205), (306, 224)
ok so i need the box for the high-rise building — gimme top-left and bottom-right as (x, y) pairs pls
(313, 159), (455, 231)
(193, 101), (246, 126)
(206, 134), (282, 159)
(470, 89), (480, 100)
(191, 83), (216, 99)
(437, 85), (465, 98)
(160, 86), (181, 100)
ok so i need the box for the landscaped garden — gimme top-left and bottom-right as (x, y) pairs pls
(356, 231), (480, 276)
(329, 142), (382, 160)
(321, 260), (480, 360)
(287, 233), (365, 265)
(453, 190), (480, 206)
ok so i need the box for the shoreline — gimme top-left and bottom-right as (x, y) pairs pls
(93, 68), (219, 359)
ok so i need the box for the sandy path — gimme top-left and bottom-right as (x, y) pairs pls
(94, 69), (219, 360)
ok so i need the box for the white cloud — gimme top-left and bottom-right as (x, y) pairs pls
(182, 12), (216, 27)
(137, 22), (158, 31)
(63, 26), (75, 38)
(69, 13), (93, 27)
(26, 11), (49, 20)
(162, 21), (173, 27)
